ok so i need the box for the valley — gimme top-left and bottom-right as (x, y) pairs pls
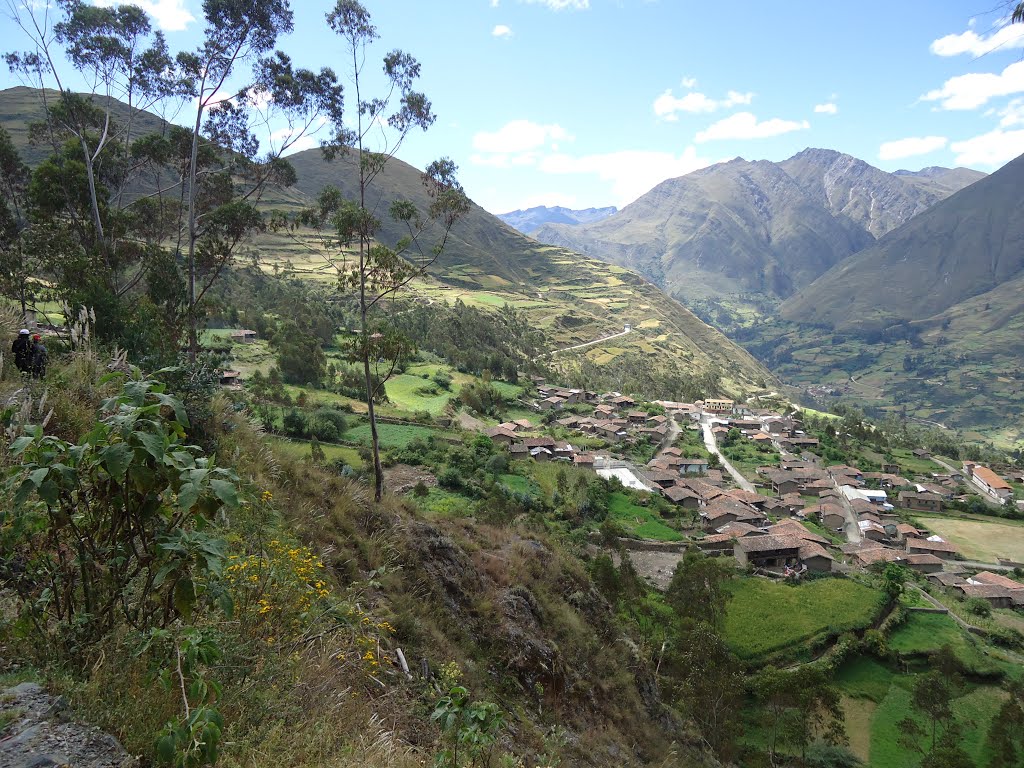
(2, 2), (1024, 765)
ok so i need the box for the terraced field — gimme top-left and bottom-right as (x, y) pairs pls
(722, 577), (884, 659)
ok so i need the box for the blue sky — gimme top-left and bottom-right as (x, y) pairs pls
(4, 0), (1024, 213)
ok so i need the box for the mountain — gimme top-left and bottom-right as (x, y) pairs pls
(534, 156), (875, 304)
(777, 148), (963, 239)
(497, 205), (618, 233)
(893, 166), (988, 198)
(755, 152), (1024, 444)
(532, 150), (982, 318)
(780, 152), (1024, 331)
(0, 86), (773, 395)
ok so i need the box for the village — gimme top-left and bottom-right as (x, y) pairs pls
(482, 379), (1024, 610)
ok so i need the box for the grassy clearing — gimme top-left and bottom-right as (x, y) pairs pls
(499, 473), (540, 498)
(416, 487), (472, 517)
(383, 373), (454, 415)
(836, 654), (1007, 768)
(835, 656), (896, 703)
(886, 611), (1002, 676)
(889, 447), (944, 477)
(607, 492), (682, 541)
(722, 577), (884, 659)
(870, 681), (1004, 768)
(345, 423), (453, 450)
(268, 436), (362, 468)
(912, 515), (1024, 562)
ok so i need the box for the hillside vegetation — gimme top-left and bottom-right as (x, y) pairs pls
(0, 86), (773, 398)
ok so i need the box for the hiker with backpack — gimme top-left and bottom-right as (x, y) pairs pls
(29, 334), (47, 379)
(11, 329), (31, 373)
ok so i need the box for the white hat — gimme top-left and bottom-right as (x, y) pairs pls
(18, 329), (29, 334)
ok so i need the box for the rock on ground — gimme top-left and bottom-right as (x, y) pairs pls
(0, 682), (137, 768)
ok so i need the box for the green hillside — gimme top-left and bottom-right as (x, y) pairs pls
(753, 151), (1024, 445)
(0, 86), (773, 395)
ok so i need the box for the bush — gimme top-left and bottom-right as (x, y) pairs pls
(308, 408), (348, 442)
(432, 371), (453, 390)
(966, 597), (993, 618)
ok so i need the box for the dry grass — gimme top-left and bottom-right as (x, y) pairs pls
(914, 515), (1024, 562)
(840, 695), (876, 765)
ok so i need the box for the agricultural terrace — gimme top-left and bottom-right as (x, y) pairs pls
(888, 612), (1007, 676)
(722, 577), (884, 659)
(834, 655), (1010, 768)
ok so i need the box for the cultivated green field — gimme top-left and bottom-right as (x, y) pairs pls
(722, 577), (884, 659)
(888, 611), (1005, 675)
(607, 491), (682, 541)
(344, 422), (454, 449)
(268, 436), (362, 468)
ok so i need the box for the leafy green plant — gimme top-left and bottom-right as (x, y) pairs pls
(432, 685), (505, 768)
(142, 627), (225, 768)
(1, 374), (238, 652)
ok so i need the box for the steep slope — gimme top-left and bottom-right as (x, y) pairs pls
(533, 150), (981, 322)
(279, 149), (772, 392)
(780, 151), (1024, 331)
(747, 152), (1024, 445)
(497, 204), (618, 233)
(534, 157), (874, 303)
(778, 148), (952, 239)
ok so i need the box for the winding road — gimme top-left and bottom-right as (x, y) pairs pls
(547, 326), (632, 356)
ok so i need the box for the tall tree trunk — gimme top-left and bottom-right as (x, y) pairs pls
(185, 84), (207, 363)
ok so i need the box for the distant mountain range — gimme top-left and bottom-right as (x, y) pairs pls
(532, 149), (984, 312)
(497, 205), (618, 233)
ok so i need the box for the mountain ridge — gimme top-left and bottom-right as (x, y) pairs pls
(0, 85), (772, 394)
(497, 204), (618, 233)
(532, 148), (985, 315)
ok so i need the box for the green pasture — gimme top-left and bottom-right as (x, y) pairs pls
(344, 422), (454, 449)
(606, 491), (682, 541)
(722, 577), (883, 659)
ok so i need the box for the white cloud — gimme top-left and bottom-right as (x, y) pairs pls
(878, 135), (947, 160)
(930, 21), (1024, 57)
(998, 98), (1024, 127)
(538, 146), (711, 206)
(492, 24), (512, 38)
(922, 60), (1024, 110)
(814, 102), (838, 115)
(654, 89), (753, 121)
(680, 76), (698, 89)
(472, 119), (571, 154)
(520, 0), (589, 9)
(268, 127), (319, 156)
(695, 112), (809, 143)
(950, 128), (1024, 166)
(93, 0), (195, 32)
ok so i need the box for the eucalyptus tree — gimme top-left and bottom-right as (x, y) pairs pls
(4, 0), (344, 359)
(0, 126), (34, 319)
(173, 0), (344, 358)
(5, 0), (179, 341)
(293, 0), (469, 501)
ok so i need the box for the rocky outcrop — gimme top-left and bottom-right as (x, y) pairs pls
(0, 682), (136, 768)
